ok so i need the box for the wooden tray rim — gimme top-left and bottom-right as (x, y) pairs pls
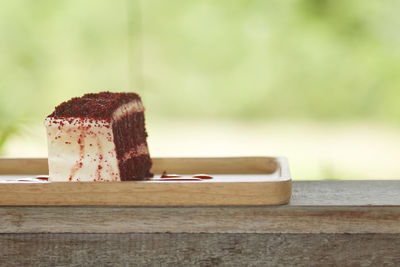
(0, 157), (291, 206)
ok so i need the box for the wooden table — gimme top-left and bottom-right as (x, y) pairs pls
(1, 180), (399, 266)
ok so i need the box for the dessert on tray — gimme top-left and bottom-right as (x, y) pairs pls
(44, 92), (152, 182)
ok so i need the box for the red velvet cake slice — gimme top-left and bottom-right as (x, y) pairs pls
(45, 92), (152, 181)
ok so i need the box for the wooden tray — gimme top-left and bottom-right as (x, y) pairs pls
(0, 157), (291, 206)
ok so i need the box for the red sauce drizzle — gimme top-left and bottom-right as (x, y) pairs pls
(36, 176), (49, 181)
(158, 172), (213, 181)
(193, 174), (213, 180)
(95, 136), (104, 181)
(152, 178), (202, 182)
(161, 171), (181, 178)
(68, 127), (86, 181)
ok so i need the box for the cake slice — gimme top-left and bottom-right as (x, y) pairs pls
(44, 92), (152, 181)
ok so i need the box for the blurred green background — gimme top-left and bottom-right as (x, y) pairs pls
(1, 0), (400, 179)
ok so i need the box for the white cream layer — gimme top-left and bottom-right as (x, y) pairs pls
(112, 99), (144, 121)
(121, 143), (149, 162)
(45, 118), (121, 182)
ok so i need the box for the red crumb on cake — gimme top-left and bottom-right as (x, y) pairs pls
(48, 92), (141, 120)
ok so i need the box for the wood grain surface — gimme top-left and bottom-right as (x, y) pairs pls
(0, 180), (292, 206)
(1, 157), (399, 266)
(0, 206), (399, 234)
(292, 180), (400, 206)
(0, 181), (399, 235)
(1, 233), (399, 266)
(1, 180), (399, 266)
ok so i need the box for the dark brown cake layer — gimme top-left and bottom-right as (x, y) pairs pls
(112, 112), (147, 159)
(49, 92), (141, 120)
(112, 110), (152, 180)
(119, 154), (153, 181)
